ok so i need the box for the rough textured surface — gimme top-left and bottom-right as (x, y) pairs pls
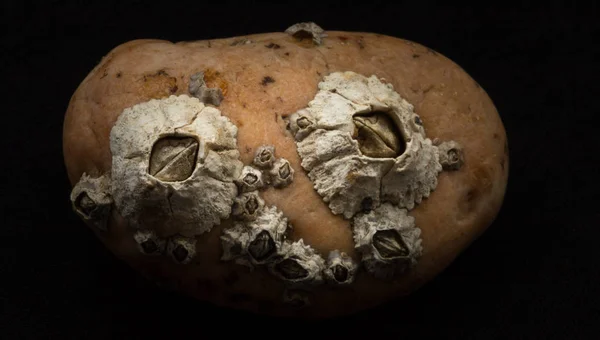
(109, 95), (243, 237)
(63, 29), (508, 318)
(69, 173), (113, 231)
(323, 250), (358, 285)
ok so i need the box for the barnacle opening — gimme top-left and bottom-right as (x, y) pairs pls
(352, 111), (406, 159)
(75, 192), (96, 217)
(278, 162), (291, 179)
(148, 136), (199, 182)
(140, 240), (159, 254)
(244, 173), (259, 185)
(172, 245), (189, 263)
(248, 230), (276, 261)
(332, 264), (349, 283)
(245, 196), (259, 215)
(275, 258), (309, 280)
(373, 229), (410, 259)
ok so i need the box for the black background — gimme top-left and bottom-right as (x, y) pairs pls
(2, 1), (599, 339)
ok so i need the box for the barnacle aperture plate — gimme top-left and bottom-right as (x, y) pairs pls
(110, 95), (243, 237)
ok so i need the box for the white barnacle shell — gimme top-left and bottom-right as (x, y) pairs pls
(253, 145), (276, 169)
(323, 250), (358, 285)
(284, 22), (326, 45)
(166, 235), (197, 264)
(235, 165), (265, 193)
(269, 158), (294, 188)
(437, 140), (464, 171)
(133, 229), (167, 256)
(221, 206), (289, 268)
(188, 72), (224, 106)
(292, 71), (442, 217)
(110, 95), (243, 237)
(70, 173), (113, 231)
(353, 203), (422, 279)
(269, 239), (325, 287)
(231, 191), (265, 221)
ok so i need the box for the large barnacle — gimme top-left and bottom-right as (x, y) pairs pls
(353, 203), (422, 279)
(70, 173), (113, 231)
(109, 95), (243, 237)
(269, 240), (325, 287)
(323, 250), (358, 285)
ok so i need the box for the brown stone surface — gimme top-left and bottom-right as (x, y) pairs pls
(63, 30), (508, 318)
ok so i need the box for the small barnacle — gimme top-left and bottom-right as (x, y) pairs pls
(133, 229), (166, 255)
(188, 72), (224, 106)
(221, 206), (289, 267)
(323, 250), (358, 285)
(284, 22), (326, 45)
(269, 239), (325, 287)
(166, 235), (197, 264)
(282, 288), (312, 308)
(353, 203), (422, 279)
(269, 158), (294, 188)
(235, 166), (265, 192)
(231, 191), (265, 221)
(148, 136), (199, 182)
(437, 141), (464, 171)
(70, 173), (113, 231)
(287, 109), (317, 141)
(253, 145), (276, 169)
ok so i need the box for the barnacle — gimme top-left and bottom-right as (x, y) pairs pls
(353, 203), (422, 279)
(269, 158), (294, 188)
(133, 229), (166, 256)
(188, 72), (224, 106)
(253, 145), (276, 169)
(284, 22), (326, 45)
(70, 173), (113, 231)
(269, 239), (325, 287)
(235, 165), (265, 193)
(290, 71), (442, 217)
(437, 140), (464, 171)
(110, 95), (243, 237)
(221, 206), (289, 267)
(166, 235), (197, 264)
(231, 191), (265, 221)
(323, 250), (358, 285)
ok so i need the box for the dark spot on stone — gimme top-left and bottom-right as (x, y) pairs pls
(275, 258), (309, 280)
(316, 71), (322, 76)
(493, 133), (500, 140)
(338, 36), (349, 42)
(332, 264), (349, 283)
(116, 72), (122, 78)
(248, 231), (276, 262)
(265, 42), (281, 49)
(500, 157), (505, 171)
(284, 52), (290, 56)
(412, 54), (420, 58)
(169, 85), (178, 94)
(277, 96), (283, 103)
(155, 69), (168, 76)
(242, 103), (247, 108)
(172, 245), (188, 263)
(361, 197), (373, 212)
(414, 116), (423, 126)
(223, 271), (240, 286)
(373, 230), (409, 259)
(330, 88), (337, 93)
(261, 76), (275, 86)
(140, 240), (158, 254)
(100, 70), (108, 79)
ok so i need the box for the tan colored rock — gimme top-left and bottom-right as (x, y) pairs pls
(63, 23), (508, 318)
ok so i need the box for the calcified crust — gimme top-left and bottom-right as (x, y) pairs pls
(290, 71), (442, 218)
(269, 239), (326, 287)
(353, 203), (422, 279)
(110, 95), (243, 237)
(69, 173), (112, 231)
(323, 250), (358, 285)
(221, 205), (290, 268)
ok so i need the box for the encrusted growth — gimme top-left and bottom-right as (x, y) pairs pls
(253, 145), (276, 169)
(110, 95), (243, 238)
(188, 72), (224, 106)
(288, 71), (443, 217)
(133, 229), (166, 256)
(284, 22), (326, 45)
(269, 240), (325, 287)
(269, 158), (294, 188)
(221, 206), (289, 268)
(437, 140), (464, 171)
(235, 166), (265, 193)
(353, 203), (422, 279)
(231, 191), (265, 221)
(166, 235), (197, 264)
(70, 173), (113, 231)
(323, 250), (358, 285)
